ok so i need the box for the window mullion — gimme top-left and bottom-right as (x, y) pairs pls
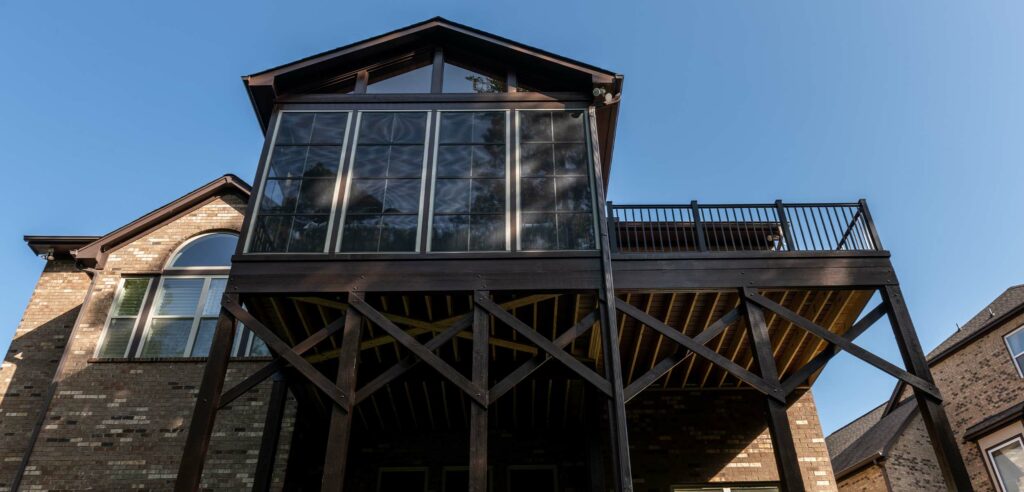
(183, 277), (211, 357)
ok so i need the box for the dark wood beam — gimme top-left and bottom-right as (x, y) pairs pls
(469, 291), (489, 492)
(743, 290), (941, 399)
(881, 285), (973, 491)
(252, 372), (288, 492)
(741, 288), (803, 492)
(175, 296), (238, 492)
(322, 308), (363, 492)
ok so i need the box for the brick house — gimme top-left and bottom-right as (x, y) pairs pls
(827, 285), (1024, 491)
(2, 17), (974, 492)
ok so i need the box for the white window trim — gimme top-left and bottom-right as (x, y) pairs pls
(93, 277), (153, 358)
(987, 436), (1024, 492)
(1004, 324), (1024, 378)
(244, 110), (354, 254)
(514, 108), (600, 252)
(335, 110), (432, 254)
(135, 275), (228, 358)
(426, 109), (512, 252)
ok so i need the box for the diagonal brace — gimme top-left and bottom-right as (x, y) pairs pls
(349, 294), (488, 407)
(489, 310), (600, 404)
(624, 306), (741, 402)
(223, 298), (350, 412)
(616, 301), (784, 402)
(743, 291), (941, 400)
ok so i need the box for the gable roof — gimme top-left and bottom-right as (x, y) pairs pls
(928, 284), (1024, 364)
(826, 398), (919, 479)
(70, 174), (250, 268)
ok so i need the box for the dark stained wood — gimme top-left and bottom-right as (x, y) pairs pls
(469, 291), (489, 492)
(744, 290), (941, 399)
(741, 288), (803, 492)
(881, 285), (974, 491)
(175, 297), (238, 492)
(253, 372), (288, 492)
(322, 307), (363, 492)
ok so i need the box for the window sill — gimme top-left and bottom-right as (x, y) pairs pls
(89, 356), (274, 364)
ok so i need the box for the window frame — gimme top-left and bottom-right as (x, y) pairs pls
(514, 108), (600, 252)
(135, 274), (228, 358)
(243, 110), (354, 254)
(1004, 325), (1024, 378)
(987, 435), (1024, 492)
(93, 277), (154, 359)
(426, 109), (512, 253)
(335, 109), (433, 254)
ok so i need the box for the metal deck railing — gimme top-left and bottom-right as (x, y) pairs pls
(607, 200), (882, 253)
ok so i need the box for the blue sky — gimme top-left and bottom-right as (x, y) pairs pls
(2, 1), (1022, 435)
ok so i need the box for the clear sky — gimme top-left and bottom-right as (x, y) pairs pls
(2, 1), (1022, 436)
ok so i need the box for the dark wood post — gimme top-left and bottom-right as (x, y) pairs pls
(321, 304), (363, 492)
(741, 288), (803, 492)
(880, 285), (974, 491)
(470, 291), (490, 492)
(175, 295), (239, 492)
(253, 372), (288, 492)
(775, 200), (796, 251)
(588, 107), (633, 492)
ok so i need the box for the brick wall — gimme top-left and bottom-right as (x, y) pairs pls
(837, 464), (888, 492)
(7, 193), (294, 491)
(627, 389), (837, 491)
(884, 413), (943, 491)
(0, 259), (91, 490)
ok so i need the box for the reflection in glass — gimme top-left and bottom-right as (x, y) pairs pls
(517, 110), (595, 250)
(341, 112), (428, 252)
(250, 112), (348, 253)
(430, 112), (507, 251)
(992, 439), (1024, 492)
(367, 64), (433, 94)
(442, 62), (506, 93)
(169, 234), (238, 268)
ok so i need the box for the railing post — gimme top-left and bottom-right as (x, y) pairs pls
(606, 201), (619, 253)
(858, 199), (884, 251)
(690, 200), (708, 252)
(774, 200), (796, 251)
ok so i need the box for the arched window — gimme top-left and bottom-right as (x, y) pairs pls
(93, 232), (270, 359)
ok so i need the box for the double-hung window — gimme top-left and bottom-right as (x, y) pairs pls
(95, 277), (152, 358)
(1005, 325), (1024, 377)
(140, 276), (226, 357)
(988, 437), (1024, 492)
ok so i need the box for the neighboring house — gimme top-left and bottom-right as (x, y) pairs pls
(2, 17), (973, 492)
(828, 285), (1024, 491)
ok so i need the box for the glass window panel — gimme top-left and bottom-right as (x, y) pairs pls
(296, 179), (336, 214)
(382, 180), (422, 214)
(472, 145), (505, 177)
(351, 146), (389, 177)
(260, 179), (301, 213)
(442, 62), (506, 93)
(155, 278), (204, 316)
(521, 214), (557, 250)
(472, 112), (506, 144)
(288, 215), (329, 252)
(98, 318), (136, 358)
(387, 146), (426, 177)
(1016, 353), (1024, 374)
(116, 278), (150, 316)
(170, 234), (237, 268)
(519, 112), (552, 142)
(552, 111), (586, 141)
(520, 144), (554, 177)
(303, 146), (342, 177)
(439, 112), (473, 143)
(557, 213), (596, 250)
(340, 215), (382, 252)
(250, 215), (291, 253)
(521, 178), (555, 212)
(1008, 330), (1024, 355)
(434, 179), (471, 213)
(357, 113), (394, 144)
(347, 180), (386, 214)
(556, 176), (593, 212)
(267, 146), (307, 178)
(366, 64), (432, 94)
(202, 279), (227, 316)
(553, 143), (588, 175)
(250, 335), (270, 357)
(379, 215), (419, 252)
(436, 146), (472, 177)
(275, 113), (315, 145)
(141, 318), (193, 357)
(431, 215), (470, 252)
(992, 440), (1024, 492)
(392, 113), (428, 143)
(470, 215), (505, 251)
(471, 179), (504, 213)
(190, 319), (218, 357)
(309, 113), (349, 145)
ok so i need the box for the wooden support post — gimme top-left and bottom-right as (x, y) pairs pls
(322, 305), (363, 492)
(741, 288), (803, 492)
(469, 291), (490, 492)
(253, 372), (288, 492)
(175, 296), (238, 492)
(881, 285), (973, 491)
